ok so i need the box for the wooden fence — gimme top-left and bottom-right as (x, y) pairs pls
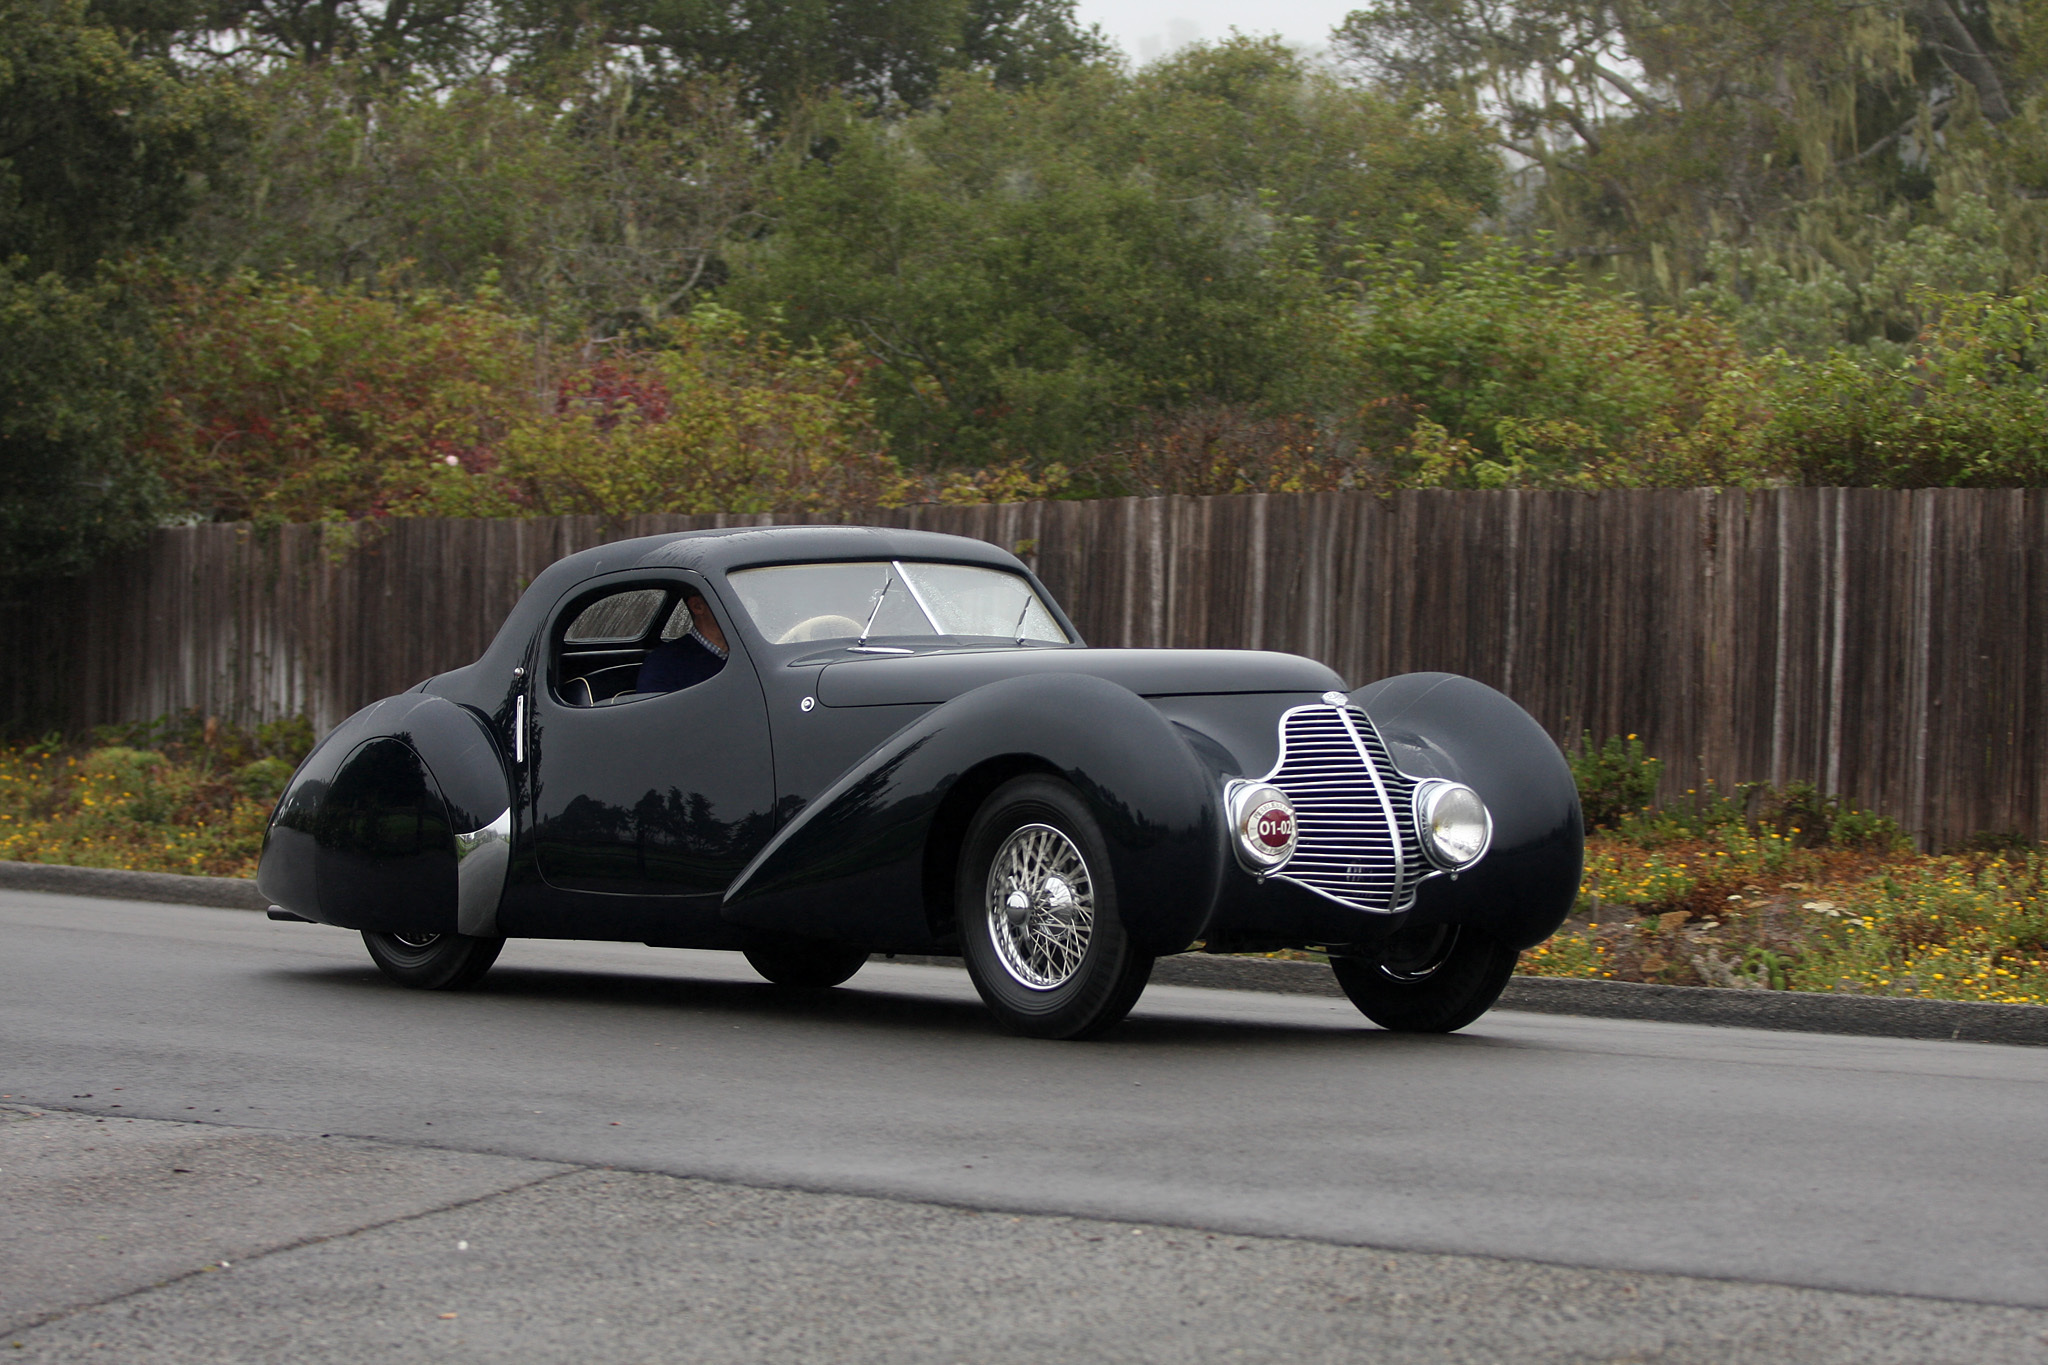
(4, 489), (2043, 848)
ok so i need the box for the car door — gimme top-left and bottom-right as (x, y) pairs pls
(525, 571), (778, 897)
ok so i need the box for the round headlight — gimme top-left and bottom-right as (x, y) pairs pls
(1226, 782), (1296, 870)
(1413, 780), (1492, 870)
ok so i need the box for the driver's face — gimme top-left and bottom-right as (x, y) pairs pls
(687, 594), (727, 650)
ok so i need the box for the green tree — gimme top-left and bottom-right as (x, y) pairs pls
(1750, 285), (2048, 487)
(1336, 0), (2048, 346)
(502, 0), (1107, 118)
(0, 0), (231, 581)
(0, 268), (163, 579)
(144, 0), (1104, 113)
(177, 60), (768, 331)
(1, 0), (226, 276)
(1343, 235), (1768, 488)
(728, 38), (1497, 467)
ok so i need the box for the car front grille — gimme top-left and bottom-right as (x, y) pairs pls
(1265, 705), (1428, 914)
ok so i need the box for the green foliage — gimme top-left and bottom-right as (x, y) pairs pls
(140, 274), (535, 522)
(1530, 735), (2043, 1002)
(139, 0), (1103, 115)
(90, 709), (316, 766)
(1751, 286), (2048, 487)
(1605, 772), (1911, 853)
(0, 264), (164, 581)
(1569, 733), (1664, 830)
(584, 0), (1109, 119)
(406, 306), (907, 517)
(178, 62), (769, 331)
(1687, 198), (2015, 358)
(0, 0), (234, 279)
(1331, 236), (2048, 491)
(1340, 0), (2048, 356)
(140, 278), (913, 522)
(1343, 237), (1770, 488)
(13, 0), (2048, 510)
(0, 712), (315, 876)
(0, 0), (232, 583)
(1754, 782), (1911, 854)
(731, 39), (1497, 467)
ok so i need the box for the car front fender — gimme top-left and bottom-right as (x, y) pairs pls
(722, 672), (1226, 956)
(256, 693), (513, 936)
(1354, 672), (1583, 949)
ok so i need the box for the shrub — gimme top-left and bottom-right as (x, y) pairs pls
(140, 280), (933, 523)
(1751, 286), (2048, 488)
(0, 713), (315, 877)
(402, 307), (906, 517)
(1569, 732), (1663, 830)
(1342, 236), (1772, 489)
(141, 274), (532, 523)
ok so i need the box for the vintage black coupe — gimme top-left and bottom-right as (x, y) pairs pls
(259, 525), (1582, 1039)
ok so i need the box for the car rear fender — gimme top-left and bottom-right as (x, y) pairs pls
(256, 694), (513, 936)
(1354, 672), (1584, 949)
(721, 672), (1225, 956)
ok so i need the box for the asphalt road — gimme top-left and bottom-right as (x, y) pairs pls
(7, 890), (2048, 1362)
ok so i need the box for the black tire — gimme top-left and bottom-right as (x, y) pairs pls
(1330, 925), (1517, 1033)
(743, 940), (870, 988)
(362, 930), (505, 991)
(956, 775), (1153, 1040)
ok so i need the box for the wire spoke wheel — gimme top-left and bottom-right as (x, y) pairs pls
(957, 776), (1152, 1039)
(986, 823), (1096, 990)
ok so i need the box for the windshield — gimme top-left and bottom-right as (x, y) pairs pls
(728, 561), (1069, 646)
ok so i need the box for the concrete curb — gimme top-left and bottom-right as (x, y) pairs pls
(1497, 974), (2048, 1047)
(885, 954), (2048, 1047)
(0, 860), (267, 911)
(11, 860), (2047, 1047)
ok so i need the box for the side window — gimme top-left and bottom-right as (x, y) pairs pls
(556, 586), (673, 707)
(659, 597), (692, 642)
(566, 589), (666, 643)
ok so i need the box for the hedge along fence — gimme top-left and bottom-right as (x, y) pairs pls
(2, 488), (2042, 850)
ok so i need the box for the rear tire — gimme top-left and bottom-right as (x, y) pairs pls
(956, 775), (1152, 1040)
(744, 940), (870, 988)
(362, 931), (504, 991)
(1330, 925), (1516, 1033)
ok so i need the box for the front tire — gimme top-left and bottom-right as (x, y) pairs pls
(956, 775), (1152, 1040)
(1330, 925), (1516, 1033)
(744, 939), (870, 988)
(362, 931), (504, 991)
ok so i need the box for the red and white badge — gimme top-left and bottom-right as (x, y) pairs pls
(1248, 798), (1295, 852)
(1231, 783), (1298, 867)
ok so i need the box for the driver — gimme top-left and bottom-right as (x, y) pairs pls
(635, 589), (729, 694)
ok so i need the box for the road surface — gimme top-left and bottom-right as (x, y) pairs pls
(5, 891), (2046, 1361)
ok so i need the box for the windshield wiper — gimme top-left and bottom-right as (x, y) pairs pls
(1013, 591), (1034, 646)
(857, 568), (895, 647)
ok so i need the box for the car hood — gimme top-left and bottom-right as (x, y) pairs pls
(814, 647), (1344, 708)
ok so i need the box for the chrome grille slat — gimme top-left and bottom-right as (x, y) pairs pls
(1257, 703), (1432, 914)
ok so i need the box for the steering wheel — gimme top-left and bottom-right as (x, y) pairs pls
(777, 614), (866, 644)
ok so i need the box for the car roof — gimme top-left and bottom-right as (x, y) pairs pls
(566, 524), (1027, 579)
(456, 525), (1055, 682)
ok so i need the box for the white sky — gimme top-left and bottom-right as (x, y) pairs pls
(1072, 0), (1361, 66)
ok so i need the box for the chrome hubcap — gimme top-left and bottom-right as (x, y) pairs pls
(393, 931), (442, 950)
(985, 824), (1094, 990)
